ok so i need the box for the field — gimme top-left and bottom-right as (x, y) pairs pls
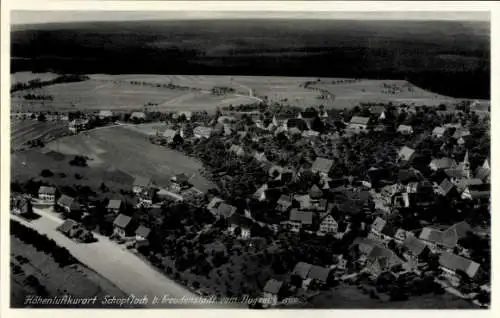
(12, 125), (215, 192)
(11, 119), (68, 151)
(11, 71), (59, 85)
(11, 235), (127, 308)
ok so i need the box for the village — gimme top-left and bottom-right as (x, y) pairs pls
(10, 96), (491, 308)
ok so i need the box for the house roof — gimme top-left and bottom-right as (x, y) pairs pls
(398, 168), (422, 183)
(350, 116), (370, 125)
(439, 178), (455, 196)
(312, 157), (334, 174)
(449, 221), (471, 239)
(309, 185), (323, 199)
(292, 262), (312, 279)
(133, 176), (151, 188)
(289, 209), (313, 225)
(337, 201), (363, 215)
(419, 227), (457, 249)
(193, 126), (213, 137)
(403, 236), (427, 256)
(39, 186), (56, 195)
(135, 225), (151, 238)
(475, 167), (490, 181)
(308, 265), (331, 282)
(207, 197), (224, 210)
(293, 195), (312, 210)
(288, 127), (302, 135)
(173, 173), (189, 183)
(352, 237), (383, 255)
(398, 146), (415, 161)
(277, 194), (293, 206)
(452, 128), (471, 139)
(445, 169), (467, 180)
(130, 111), (146, 119)
(457, 178), (483, 191)
(229, 213), (254, 229)
(217, 202), (237, 218)
(263, 279), (284, 294)
(397, 124), (413, 132)
(57, 195), (75, 208)
(113, 214), (132, 229)
(369, 106), (386, 115)
(99, 110), (113, 117)
(430, 157), (457, 170)
(57, 219), (78, 234)
(432, 127), (446, 135)
(107, 199), (122, 210)
(439, 252), (480, 278)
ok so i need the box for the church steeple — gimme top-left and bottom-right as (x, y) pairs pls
(462, 150), (471, 179)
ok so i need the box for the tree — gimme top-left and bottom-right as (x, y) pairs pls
(40, 169), (53, 178)
(37, 113), (46, 122)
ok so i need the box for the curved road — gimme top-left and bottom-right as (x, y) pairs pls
(12, 208), (241, 308)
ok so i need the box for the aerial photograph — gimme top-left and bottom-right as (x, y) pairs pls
(9, 10), (490, 309)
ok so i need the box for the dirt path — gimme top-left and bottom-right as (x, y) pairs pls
(11, 209), (237, 308)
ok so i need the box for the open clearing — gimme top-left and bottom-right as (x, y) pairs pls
(13, 125), (215, 192)
(11, 234), (127, 308)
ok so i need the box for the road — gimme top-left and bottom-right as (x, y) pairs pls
(11, 208), (239, 308)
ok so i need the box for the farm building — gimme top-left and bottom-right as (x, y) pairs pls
(130, 112), (146, 121)
(107, 199), (122, 214)
(132, 176), (153, 194)
(319, 214), (338, 234)
(38, 186), (56, 203)
(438, 252), (481, 284)
(398, 146), (415, 162)
(262, 279), (286, 306)
(288, 209), (314, 232)
(113, 214), (133, 238)
(57, 195), (80, 214)
(68, 119), (89, 134)
(347, 116), (370, 132)
(170, 173), (191, 192)
(99, 110), (114, 119)
(397, 124), (414, 135)
(135, 225), (152, 246)
(402, 236), (429, 262)
(11, 196), (32, 215)
(193, 126), (213, 139)
(228, 214), (254, 239)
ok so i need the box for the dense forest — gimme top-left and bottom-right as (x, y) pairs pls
(11, 19), (490, 99)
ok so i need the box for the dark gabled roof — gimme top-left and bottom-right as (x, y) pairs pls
(135, 225), (151, 238)
(38, 186), (56, 195)
(292, 262), (312, 279)
(402, 236), (427, 256)
(229, 213), (254, 229)
(337, 201), (363, 215)
(217, 202), (237, 218)
(289, 209), (313, 225)
(439, 252), (480, 278)
(398, 168), (422, 183)
(113, 214), (132, 229)
(57, 195), (75, 208)
(308, 265), (331, 282)
(263, 279), (284, 294)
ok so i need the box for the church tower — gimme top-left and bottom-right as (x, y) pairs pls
(461, 150), (471, 179)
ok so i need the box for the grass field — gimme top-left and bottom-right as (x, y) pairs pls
(11, 235), (126, 308)
(12, 125), (215, 192)
(11, 71), (60, 85)
(11, 119), (68, 151)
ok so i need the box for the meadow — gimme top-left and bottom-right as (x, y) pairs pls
(11, 119), (68, 151)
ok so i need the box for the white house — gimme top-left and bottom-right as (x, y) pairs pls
(38, 186), (56, 203)
(319, 214), (338, 234)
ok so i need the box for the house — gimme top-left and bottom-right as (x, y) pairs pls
(229, 144), (245, 157)
(135, 225), (151, 246)
(429, 157), (457, 171)
(38, 186), (56, 203)
(456, 178), (483, 192)
(130, 112), (146, 121)
(170, 173), (191, 192)
(311, 157), (334, 177)
(68, 119), (88, 134)
(292, 262), (312, 279)
(253, 184), (269, 201)
(157, 188), (184, 202)
(107, 199), (122, 214)
(178, 111), (193, 121)
(398, 146), (415, 162)
(99, 110), (113, 120)
(276, 195), (293, 212)
(351, 238), (384, 261)
(288, 209), (314, 232)
(113, 214), (132, 238)
(57, 219), (80, 237)
(262, 279), (285, 305)
(215, 202), (237, 219)
(364, 246), (404, 278)
(348, 116), (370, 131)
(397, 124), (413, 135)
(475, 165), (490, 183)
(369, 106), (386, 119)
(398, 168), (423, 184)
(369, 217), (397, 242)
(308, 185), (323, 201)
(228, 214), (253, 239)
(193, 126), (213, 139)
(439, 252), (481, 283)
(432, 126), (446, 138)
(437, 178), (457, 197)
(132, 176), (152, 194)
(444, 169), (467, 186)
(319, 214), (338, 234)
(461, 184), (490, 201)
(452, 128), (471, 145)
(57, 195), (80, 214)
(402, 236), (430, 262)
(293, 194), (312, 211)
(253, 151), (268, 163)
(419, 227), (457, 252)
(307, 265), (332, 287)
(394, 228), (414, 244)
(162, 129), (178, 143)
(139, 188), (156, 207)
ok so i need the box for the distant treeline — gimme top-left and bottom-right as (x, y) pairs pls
(11, 74), (90, 93)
